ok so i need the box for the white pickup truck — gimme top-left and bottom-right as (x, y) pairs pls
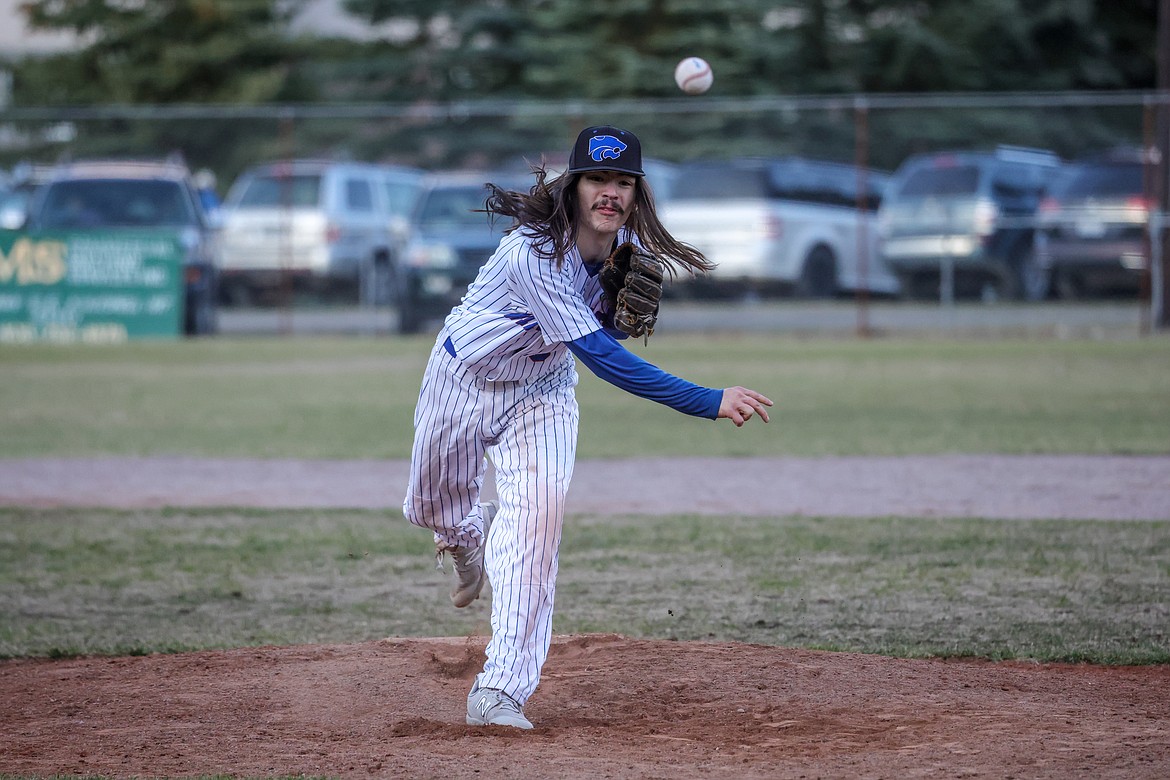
(659, 156), (899, 298)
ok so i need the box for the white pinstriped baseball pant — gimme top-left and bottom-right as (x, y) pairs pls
(403, 334), (579, 706)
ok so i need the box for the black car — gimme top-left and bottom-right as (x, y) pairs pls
(1031, 152), (1150, 300)
(396, 171), (531, 334)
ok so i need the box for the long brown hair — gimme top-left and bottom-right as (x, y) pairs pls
(483, 165), (714, 278)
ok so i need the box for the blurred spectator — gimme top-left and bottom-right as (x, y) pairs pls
(194, 168), (222, 218)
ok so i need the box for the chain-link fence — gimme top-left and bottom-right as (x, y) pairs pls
(2, 91), (1159, 178)
(2, 91), (1166, 336)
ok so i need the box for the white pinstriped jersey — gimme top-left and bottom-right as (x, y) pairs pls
(443, 227), (628, 382)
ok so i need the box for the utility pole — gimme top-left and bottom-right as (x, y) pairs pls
(1158, 0), (1170, 328)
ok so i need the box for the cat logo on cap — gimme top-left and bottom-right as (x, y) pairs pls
(587, 135), (628, 163)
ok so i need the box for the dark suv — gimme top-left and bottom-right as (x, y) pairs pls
(25, 160), (220, 335)
(878, 146), (1063, 301)
(395, 171), (530, 334)
(1031, 151), (1149, 300)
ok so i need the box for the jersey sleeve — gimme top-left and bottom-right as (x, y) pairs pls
(566, 329), (722, 419)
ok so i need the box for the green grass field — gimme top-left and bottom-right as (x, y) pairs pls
(2, 335), (1169, 457)
(1, 334), (1168, 664)
(2, 507), (1166, 664)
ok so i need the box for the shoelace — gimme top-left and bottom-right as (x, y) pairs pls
(496, 695), (523, 716)
(478, 690), (522, 718)
(434, 542), (454, 572)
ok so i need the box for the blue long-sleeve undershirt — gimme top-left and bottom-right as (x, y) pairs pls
(567, 329), (722, 420)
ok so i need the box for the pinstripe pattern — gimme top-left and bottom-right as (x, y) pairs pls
(445, 230), (614, 382)
(478, 377), (578, 703)
(404, 229), (603, 704)
(403, 339), (580, 703)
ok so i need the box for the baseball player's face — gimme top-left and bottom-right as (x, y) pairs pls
(576, 171), (637, 238)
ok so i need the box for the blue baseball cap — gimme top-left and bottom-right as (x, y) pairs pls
(566, 125), (644, 177)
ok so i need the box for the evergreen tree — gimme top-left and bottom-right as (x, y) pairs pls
(4, 0), (1157, 171)
(8, 1), (320, 177)
(14, 0), (315, 105)
(850, 0), (1156, 93)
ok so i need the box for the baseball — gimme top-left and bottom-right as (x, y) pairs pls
(674, 57), (713, 95)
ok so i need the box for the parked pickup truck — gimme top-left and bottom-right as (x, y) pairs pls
(658, 156), (898, 298)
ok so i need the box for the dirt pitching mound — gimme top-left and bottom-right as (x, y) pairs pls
(3, 455), (1168, 776)
(3, 634), (1167, 779)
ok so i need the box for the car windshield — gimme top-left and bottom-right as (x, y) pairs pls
(768, 159), (887, 210)
(384, 180), (421, 214)
(416, 186), (492, 229)
(897, 165), (981, 197)
(234, 173), (322, 208)
(38, 179), (196, 229)
(1056, 163), (1143, 198)
(672, 160), (884, 208)
(673, 164), (771, 199)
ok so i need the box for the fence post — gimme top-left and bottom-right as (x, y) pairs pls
(278, 109), (296, 336)
(854, 96), (872, 338)
(1157, 0), (1170, 329)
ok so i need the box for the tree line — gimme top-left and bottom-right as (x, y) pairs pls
(2, 0), (1159, 178)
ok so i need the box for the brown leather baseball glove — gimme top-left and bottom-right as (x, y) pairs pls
(599, 242), (665, 342)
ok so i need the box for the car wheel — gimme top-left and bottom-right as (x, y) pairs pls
(397, 297), (424, 334)
(394, 271), (424, 334)
(185, 289), (218, 337)
(382, 254), (400, 307)
(1019, 250), (1051, 302)
(1054, 270), (1084, 301)
(359, 255), (393, 307)
(898, 272), (938, 301)
(219, 278), (254, 308)
(796, 246), (838, 299)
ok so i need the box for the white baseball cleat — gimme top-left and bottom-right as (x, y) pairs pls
(437, 500), (497, 608)
(466, 685), (533, 729)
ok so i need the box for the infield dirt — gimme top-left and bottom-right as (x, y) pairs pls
(2, 455), (1168, 778)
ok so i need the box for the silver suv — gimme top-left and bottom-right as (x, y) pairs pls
(878, 146), (1063, 301)
(218, 160), (423, 305)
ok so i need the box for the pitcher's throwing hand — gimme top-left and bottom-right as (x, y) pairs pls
(719, 387), (774, 427)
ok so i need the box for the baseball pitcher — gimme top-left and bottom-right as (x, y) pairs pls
(403, 125), (773, 729)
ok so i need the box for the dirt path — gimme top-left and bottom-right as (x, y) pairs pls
(3, 454), (1170, 519)
(2, 455), (1168, 778)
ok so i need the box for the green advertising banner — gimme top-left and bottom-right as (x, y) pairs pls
(0, 228), (185, 343)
